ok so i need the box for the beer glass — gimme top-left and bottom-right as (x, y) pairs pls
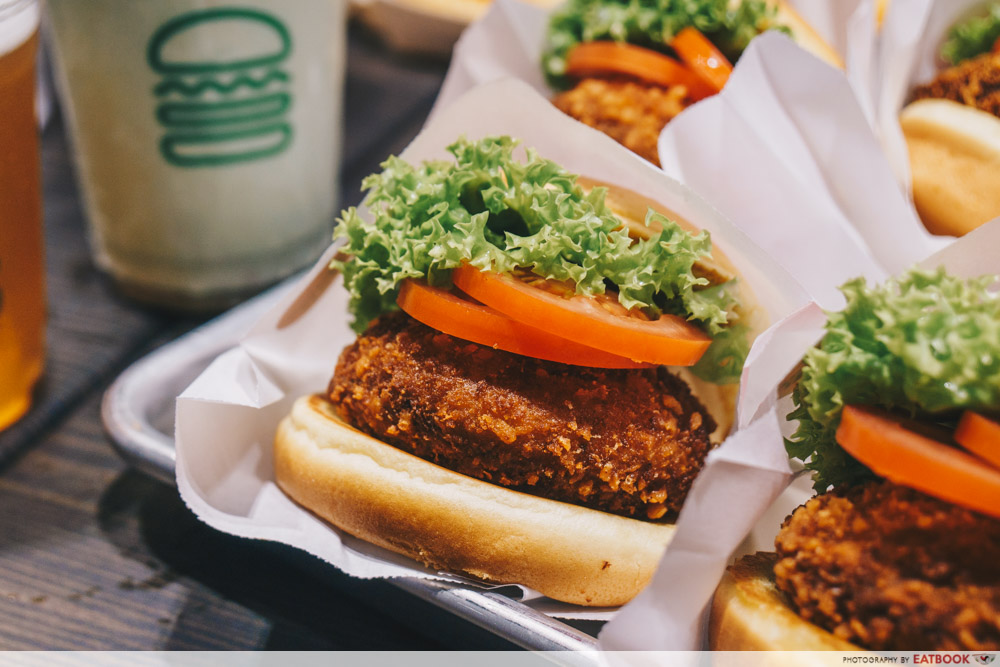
(46, 0), (346, 311)
(0, 0), (44, 431)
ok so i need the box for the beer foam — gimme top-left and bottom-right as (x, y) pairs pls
(0, 0), (39, 57)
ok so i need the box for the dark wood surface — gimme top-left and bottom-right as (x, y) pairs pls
(0, 22), (525, 650)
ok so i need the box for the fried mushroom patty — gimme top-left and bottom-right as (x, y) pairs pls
(329, 311), (715, 520)
(552, 78), (690, 166)
(912, 52), (1000, 118)
(774, 480), (1000, 650)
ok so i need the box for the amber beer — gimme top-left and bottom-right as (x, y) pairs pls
(0, 0), (44, 430)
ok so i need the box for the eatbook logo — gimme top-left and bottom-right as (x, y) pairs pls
(975, 655), (996, 665)
(147, 8), (293, 168)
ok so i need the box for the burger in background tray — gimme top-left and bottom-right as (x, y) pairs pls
(540, 0), (842, 165)
(902, 2), (1000, 237)
(710, 268), (1000, 650)
(273, 135), (767, 606)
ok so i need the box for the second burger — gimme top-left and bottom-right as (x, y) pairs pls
(541, 0), (842, 165)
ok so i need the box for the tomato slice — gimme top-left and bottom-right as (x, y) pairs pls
(955, 411), (1000, 469)
(450, 265), (711, 367)
(396, 280), (651, 369)
(836, 405), (1000, 520)
(670, 27), (733, 94)
(564, 41), (715, 101)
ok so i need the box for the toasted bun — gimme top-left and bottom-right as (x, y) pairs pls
(901, 98), (1000, 236)
(773, 0), (843, 69)
(274, 394), (676, 606)
(709, 553), (863, 651)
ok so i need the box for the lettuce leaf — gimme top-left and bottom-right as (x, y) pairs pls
(542, 0), (786, 88)
(332, 136), (745, 381)
(941, 4), (1000, 65)
(691, 321), (749, 384)
(786, 268), (1000, 491)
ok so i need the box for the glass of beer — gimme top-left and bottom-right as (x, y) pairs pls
(0, 0), (44, 431)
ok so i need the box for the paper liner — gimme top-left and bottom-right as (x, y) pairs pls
(175, 78), (813, 621)
(659, 31), (953, 297)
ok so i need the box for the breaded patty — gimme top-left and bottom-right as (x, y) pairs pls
(552, 78), (690, 166)
(329, 311), (715, 520)
(912, 52), (1000, 118)
(774, 480), (1000, 650)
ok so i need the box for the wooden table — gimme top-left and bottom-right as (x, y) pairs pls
(0, 23), (527, 650)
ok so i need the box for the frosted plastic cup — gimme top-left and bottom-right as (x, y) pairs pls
(0, 0), (45, 431)
(46, 0), (347, 311)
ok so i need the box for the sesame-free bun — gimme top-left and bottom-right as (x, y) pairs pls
(901, 98), (1000, 237)
(274, 394), (677, 606)
(709, 553), (863, 651)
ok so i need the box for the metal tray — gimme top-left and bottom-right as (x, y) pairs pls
(101, 281), (601, 657)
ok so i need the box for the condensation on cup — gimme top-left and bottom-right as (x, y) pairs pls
(0, 0), (45, 431)
(47, 0), (347, 311)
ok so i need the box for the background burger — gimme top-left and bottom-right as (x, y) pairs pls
(273, 135), (766, 606)
(901, 2), (1000, 236)
(710, 267), (1000, 650)
(540, 0), (842, 165)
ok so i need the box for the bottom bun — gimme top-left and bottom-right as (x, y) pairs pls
(901, 98), (1000, 237)
(274, 394), (676, 606)
(709, 553), (862, 651)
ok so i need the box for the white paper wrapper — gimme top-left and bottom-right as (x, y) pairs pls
(599, 218), (1000, 650)
(659, 31), (952, 300)
(175, 77), (812, 620)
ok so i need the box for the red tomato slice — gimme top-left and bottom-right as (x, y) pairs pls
(670, 27), (733, 94)
(564, 41), (716, 101)
(450, 265), (711, 367)
(396, 280), (651, 369)
(955, 411), (1000, 469)
(836, 405), (1000, 520)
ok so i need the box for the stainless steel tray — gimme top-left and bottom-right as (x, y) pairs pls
(101, 281), (601, 657)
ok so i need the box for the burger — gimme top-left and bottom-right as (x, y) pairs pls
(710, 267), (1000, 650)
(273, 135), (767, 606)
(540, 0), (842, 165)
(901, 2), (1000, 236)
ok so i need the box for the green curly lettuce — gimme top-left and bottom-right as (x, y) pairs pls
(542, 0), (789, 88)
(786, 268), (1000, 492)
(332, 135), (747, 383)
(941, 4), (1000, 65)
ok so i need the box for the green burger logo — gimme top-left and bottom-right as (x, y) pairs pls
(147, 7), (293, 167)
